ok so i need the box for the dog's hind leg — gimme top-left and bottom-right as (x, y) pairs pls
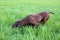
(42, 16), (49, 24)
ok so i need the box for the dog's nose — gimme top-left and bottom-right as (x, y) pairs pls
(12, 24), (18, 28)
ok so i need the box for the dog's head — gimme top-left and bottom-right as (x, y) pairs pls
(12, 21), (20, 28)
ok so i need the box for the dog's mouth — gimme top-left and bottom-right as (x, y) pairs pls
(12, 24), (18, 28)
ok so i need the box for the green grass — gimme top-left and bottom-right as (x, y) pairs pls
(0, 0), (60, 40)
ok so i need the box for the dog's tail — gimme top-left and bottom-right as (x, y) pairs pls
(49, 12), (55, 14)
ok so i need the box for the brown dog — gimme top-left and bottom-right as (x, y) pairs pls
(12, 11), (54, 28)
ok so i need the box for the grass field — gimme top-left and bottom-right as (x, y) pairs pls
(0, 0), (60, 40)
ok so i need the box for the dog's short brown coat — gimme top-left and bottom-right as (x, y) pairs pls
(12, 12), (54, 27)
